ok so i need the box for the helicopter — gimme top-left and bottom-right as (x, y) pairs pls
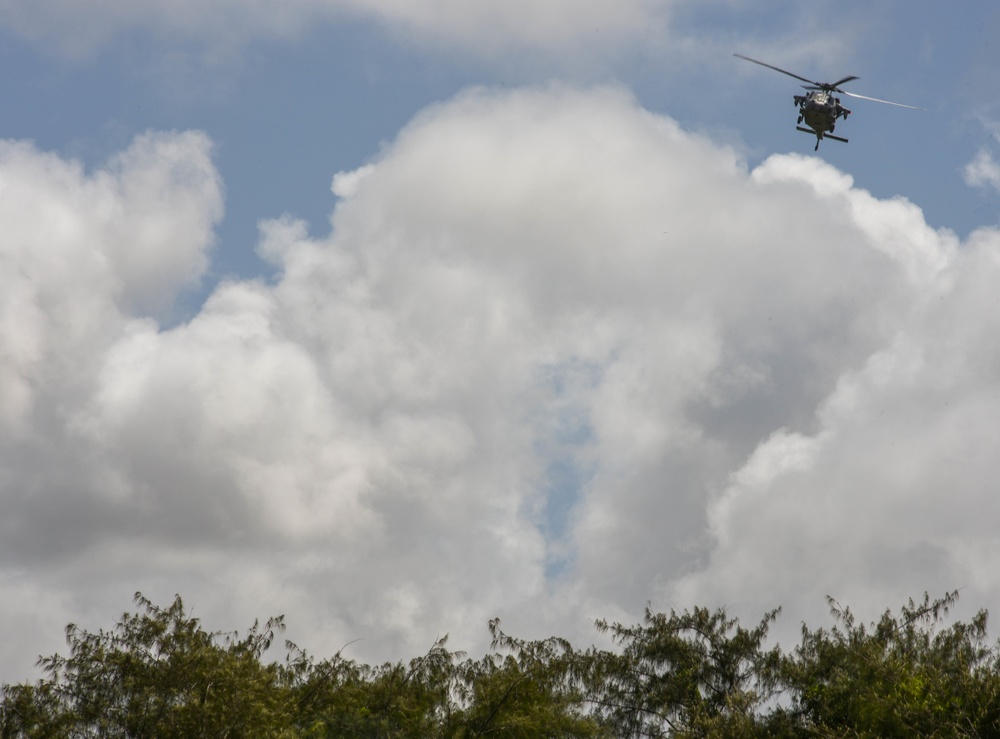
(734, 53), (924, 150)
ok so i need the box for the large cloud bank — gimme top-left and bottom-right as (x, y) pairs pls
(2, 86), (999, 680)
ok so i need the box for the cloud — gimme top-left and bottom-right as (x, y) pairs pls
(341, 0), (669, 55)
(0, 0), (895, 87)
(0, 130), (222, 675)
(965, 148), (1000, 194)
(0, 0), (672, 59)
(2, 84), (997, 681)
(0, 131), (219, 434)
(670, 222), (1000, 638)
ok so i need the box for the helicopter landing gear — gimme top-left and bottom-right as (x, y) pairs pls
(797, 115), (803, 124)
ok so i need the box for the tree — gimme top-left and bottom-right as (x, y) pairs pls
(6, 590), (1000, 738)
(579, 606), (783, 738)
(1, 593), (294, 738)
(776, 590), (1000, 737)
(450, 618), (606, 737)
(282, 636), (459, 738)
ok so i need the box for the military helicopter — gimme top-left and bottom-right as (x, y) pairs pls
(734, 53), (924, 150)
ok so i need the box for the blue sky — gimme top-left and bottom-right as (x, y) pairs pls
(2, 0), (1000, 681)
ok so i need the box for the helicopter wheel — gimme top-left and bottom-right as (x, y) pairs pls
(797, 115), (802, 124)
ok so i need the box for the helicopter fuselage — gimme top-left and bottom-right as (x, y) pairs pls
(792, 90), (851, 149)
(794, 90), (850, 135)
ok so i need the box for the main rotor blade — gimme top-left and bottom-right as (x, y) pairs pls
(840, 90), (925, 110)
(830, 75), (859, 89)
(733, 53), (818, 87)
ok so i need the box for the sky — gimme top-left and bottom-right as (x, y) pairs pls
(1, 0), (1000, 681)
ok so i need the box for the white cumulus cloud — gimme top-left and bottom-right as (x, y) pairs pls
(2, 85), (998, 681)
(671, 223), (1000, 638)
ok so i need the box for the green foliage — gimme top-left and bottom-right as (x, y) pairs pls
(283, 636), (459, 737)
(1, 592), (293, 738)
(449, 618), (606, 737)
(4, 590), (1000, 738)
(580, 606), (782, 737)
(777, 591), (1000, 737)
(285, 618), (606, 737)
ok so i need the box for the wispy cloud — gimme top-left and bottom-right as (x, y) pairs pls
(965, 148), (1000, 194)
(0, 0), (673, 58)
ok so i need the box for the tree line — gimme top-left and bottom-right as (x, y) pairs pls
(2, 590), (999, 737)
